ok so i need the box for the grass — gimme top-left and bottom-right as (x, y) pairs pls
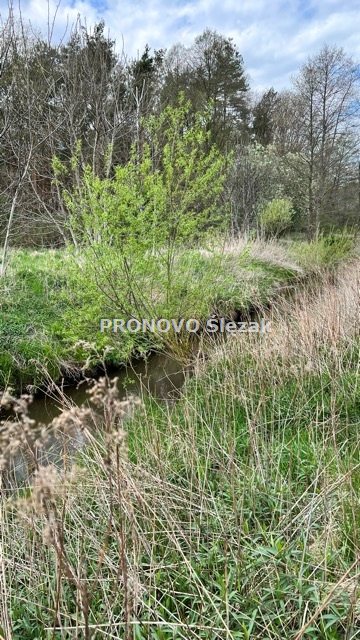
(0, 235), (327, 391)
(1, 254), (360, 638)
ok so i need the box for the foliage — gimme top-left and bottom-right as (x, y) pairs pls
(252, 87), (279, 146)
(0, 235), (355, 390)
(292, 230), (356, 271)
(228, 144), (300, 232)
(0, 241), (295, 389)
(161, 29), (249, 149)
(60, 100), (228, 249)
(0, 12), (360, 637)
(258, 198), (294, 237)
(54, 99), (230, 314)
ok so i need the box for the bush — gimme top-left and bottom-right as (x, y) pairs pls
(258, 198), (294, 238)
(292, 230), (356, 271)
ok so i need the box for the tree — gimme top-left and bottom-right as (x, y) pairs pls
(57, 99), (228, 314)
(127, 45), (165, 158)
(271, 90), (304, 155)
(0, 15), (54, 273)
(253, 88), (279, 146)
(162, 30), (249, 149)
(294, 45), (360, 237)
(0, 14), (134, 252)
(226, 143), (282, 233)
(57, 20), (123, 175)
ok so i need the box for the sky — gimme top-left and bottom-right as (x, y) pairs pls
(1, 0), (359, 90)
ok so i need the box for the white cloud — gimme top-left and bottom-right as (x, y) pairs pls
(0, 0), (359, 90)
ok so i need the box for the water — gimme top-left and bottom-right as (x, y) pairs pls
(27, 352), (189, 425)
(2, 352), (189, 484)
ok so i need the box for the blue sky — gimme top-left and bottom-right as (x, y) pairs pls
(1, 0), (359, 90)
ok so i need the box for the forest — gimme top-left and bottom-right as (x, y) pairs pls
(0, 17), (359, 255)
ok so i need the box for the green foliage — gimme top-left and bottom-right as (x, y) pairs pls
(229, 143), (304, 231)
(252, 87), (279, 146)
(258, 197), (294, 237)
(0, 233), (355, 390)
(54, 99), (231, 319)
(292, 230), (356, 270)
(57, 99), (228, 251)
(0, 243), (297, 389)
(161, 29), (249, 148)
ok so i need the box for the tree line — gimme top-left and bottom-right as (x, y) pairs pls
(0, 9), (359, 261)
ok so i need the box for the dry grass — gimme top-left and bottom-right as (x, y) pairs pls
(199, 236), (305, 275)
(0, 258), (359, 639)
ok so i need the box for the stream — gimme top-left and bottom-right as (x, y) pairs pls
(2, 352), (190, 483)
(3, 308), (271, 482)
(28, 352), (189, 425)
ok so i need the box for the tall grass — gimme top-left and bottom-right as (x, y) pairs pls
(1, 257), (360, 638)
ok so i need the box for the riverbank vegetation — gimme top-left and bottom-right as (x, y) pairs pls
(0, 11), (359, 393)
(2, 258), (360, 639)
(0, 90), (356, 392)
(0, 232), (355, 391)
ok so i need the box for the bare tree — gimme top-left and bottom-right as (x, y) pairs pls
(0, 4), (70, 262)
(0, 9), (40, 274)
(0, 12), (137, 256)
(294, 45), (360, 236)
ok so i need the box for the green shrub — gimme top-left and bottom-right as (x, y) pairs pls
(258, 198), (294, 238)
(292, 230), (355, 270)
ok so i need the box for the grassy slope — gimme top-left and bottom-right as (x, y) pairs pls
(3, 259), (360, 639)
(0, 239), (305, 390)
(0, 234), (353, 391)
